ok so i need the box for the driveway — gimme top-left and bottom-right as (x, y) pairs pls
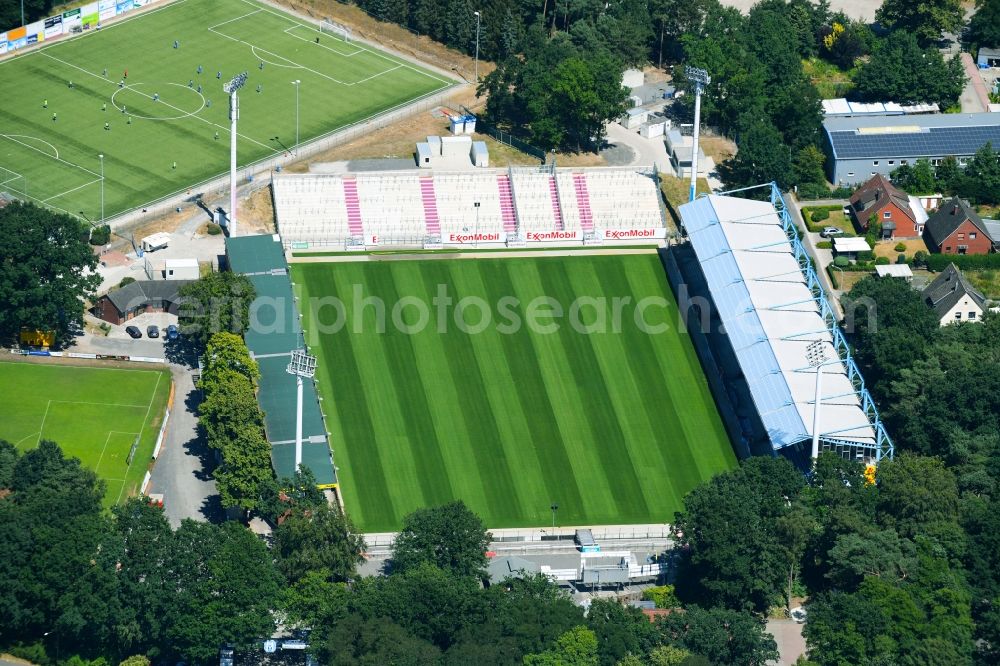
(605, 122), (673, 173)
(960, 52), (991, 113)
(767, 619), (807, 666)
(784, 193), (843, 318)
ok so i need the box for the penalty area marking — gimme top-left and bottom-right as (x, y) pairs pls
(111, 82), (206, 121)
(250, 45), (300, 69)
(283, 23), (363, 57)
(3, 134), (59, 159)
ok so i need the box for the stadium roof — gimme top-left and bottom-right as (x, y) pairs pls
(824, 113), (1000, 160)
(679, 194), (880, 452)
(225, 234), (337, 487)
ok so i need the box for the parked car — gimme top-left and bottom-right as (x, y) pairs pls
(820, 226), (843, 238)
(790, 607), (808, 623)
(147, 325), (160, 338)
(166, 324), (179, 340)
(125, 325), (142, 339)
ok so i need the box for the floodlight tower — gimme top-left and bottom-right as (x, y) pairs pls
(685, 65), (710, 202)
(223, 72), (248, 235)
(806, 340), (828, 464)
(287, 348), (317, 471)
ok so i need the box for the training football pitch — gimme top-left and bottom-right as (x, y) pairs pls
(0, 0), (451, 220)
(0, 361), (172, 507)
(294, 254), (737, 531)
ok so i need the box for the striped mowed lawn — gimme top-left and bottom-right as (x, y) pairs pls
(0, 361), (171, 507)
(295, 254), (737, 531)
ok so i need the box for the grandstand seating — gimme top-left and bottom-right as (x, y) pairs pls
(572, 174), (595, 232)
(497, 175), (517, 233)
(419, 176), (441, 237)
(272, 167), (665, 247)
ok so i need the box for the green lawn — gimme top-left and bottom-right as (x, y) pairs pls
(295, 255), (737, 531)
(0, 361), (171, 507)
(0, 0), (451, 219)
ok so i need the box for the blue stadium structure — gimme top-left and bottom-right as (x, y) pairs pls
(676, 184), (893, 463)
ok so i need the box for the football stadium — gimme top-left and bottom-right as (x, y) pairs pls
(0, 0), (451, 220)
(0, 361), (171, 507)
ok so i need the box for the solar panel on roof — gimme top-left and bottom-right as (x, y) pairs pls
(829, 125), (1000, 159)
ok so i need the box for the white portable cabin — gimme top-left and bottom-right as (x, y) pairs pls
(416, 142), (433, 168)
(622, 107), (649, 129)
(470, 141), (489, 167)
(140, 232), (170, 253)
(441, 135), (472, 157)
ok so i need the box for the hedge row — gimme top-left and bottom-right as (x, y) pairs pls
(926, 253), (1000, 272)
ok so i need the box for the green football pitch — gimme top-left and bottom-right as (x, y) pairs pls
(294, 254), (737, 532)
(0, 361), (172, 507)
(0, 0), (451, 220)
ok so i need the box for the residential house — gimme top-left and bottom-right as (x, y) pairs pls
(90, 279), (191, 325)
(923, 197), (994, 255)
(922, 264), (986, 325)
(848, 174), (927, 238)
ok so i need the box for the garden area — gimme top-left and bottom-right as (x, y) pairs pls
(802, 205), (856, 237)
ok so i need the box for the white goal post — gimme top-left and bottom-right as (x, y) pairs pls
(319, 18), (352, 42)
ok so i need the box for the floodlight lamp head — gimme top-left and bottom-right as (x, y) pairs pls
(224, 71), (249, 94)
(805, 340), (827, 368)
(684, 65), (711, 86)
(287, 348), (317, 378)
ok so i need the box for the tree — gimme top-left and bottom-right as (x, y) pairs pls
(891, 158), (938, 194)
(792, 145), (829, 189)
(258, 466), (327, 523)
(585, 599), (657, 666)
(656, 606), (778, 666)
(176, 271), (256, 348)
(969, 0), (1000, 52)
(391, 501), (491, 579)
(0, 202), (100, 342)
(213, 423), (274, 514)
(201, 332), (259, 385)
(672, 457), (804, 612)
(718, 119), (793, 191)
(274, 504), (367, 584)
(321, 613), (441, 666)
(853, 32), (964, 108)
(875, 454), (960, 539)
(956, 142), (1000, 205)
(198, 368), (263, 451)
(523, 626), (599, 666)
(876, 0), (963, 46)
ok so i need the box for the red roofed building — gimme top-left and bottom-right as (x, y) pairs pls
(848, 174), (927, 239)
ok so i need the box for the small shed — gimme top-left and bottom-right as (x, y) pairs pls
(977, 47), (1000, 68)
(833, 236), (871, 258)
(163, 258), (200, 280)
(875, 264), (913, 281)
(470, 141), (489, 167)
(640, 114), (669, 138)
(441, 134), (472, 157)
(427, 135), (442, 154)
(416, 142), (433, 167)
(622, 107), (649, 129)
(140, 232), (170, 253)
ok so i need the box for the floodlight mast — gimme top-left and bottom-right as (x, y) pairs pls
(685, 65), (710, 202)
(224, 72), (248, 235)
(286, 349), (317, 471)
(806, 340), (828, 464)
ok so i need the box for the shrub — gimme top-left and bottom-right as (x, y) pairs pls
(926, 253), (1000, 272)
(834, 256), (850, 268)
(811, 209), (830, 222)
(857, 250), (875, 262)
(817, 241), (833, 249)
(897, 253), (907, 264)
(913, 250), (928, 267)
(118, 276), (136, 288)
(894, 242), (906, 252)
(206, 222), (222, 235)
(643, 584), (680, 609)
(89, 224), (111, 245)
(876, 256), (890, 265)
(826, 265), (840, 289)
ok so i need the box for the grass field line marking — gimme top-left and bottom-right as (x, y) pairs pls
(1, 133), (99, 177)
(207, 24), (352, 86)
(94, 432), (115, 474)
(0, 167), (23, 187)
(40, 51), (274, 152)
(352, 64), (403, 85)
(249, 45), (301, 69)
(14, 431), (40, 446)
(36, 400), (52, 445)
(206, 8), (264, 31)
(4, 134), (59, 159)
(282, 24), (363, 57)
(41, 177), (103, 203)
(118, 372), (162, 504)
(49, 399), (150, 408)
(237, 0), (454, 86)
(0, 0), (192, 68)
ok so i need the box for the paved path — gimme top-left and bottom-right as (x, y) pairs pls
(148, 365), (221, 527)
(766, 619), (807, 666)
(784, 193), (843, 318)
(605, 122), (673, 173)
(721, 0), (880, 20)
(960, 52), (990, 113)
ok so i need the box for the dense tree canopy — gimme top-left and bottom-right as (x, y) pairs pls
(177, 271), (256, 347)
(876, 0), (964, 46)
(852, 31), (965, 108)
(0, 202), (100, 343)
(969, 0), (1000, 51)
(391, 500), (491, 578)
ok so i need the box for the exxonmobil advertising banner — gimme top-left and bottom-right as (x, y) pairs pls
(366, 234), (381, 246)
(601, 228), (666, 241)
(446, 231), (506, 245)
(525, 230), (581, 243)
